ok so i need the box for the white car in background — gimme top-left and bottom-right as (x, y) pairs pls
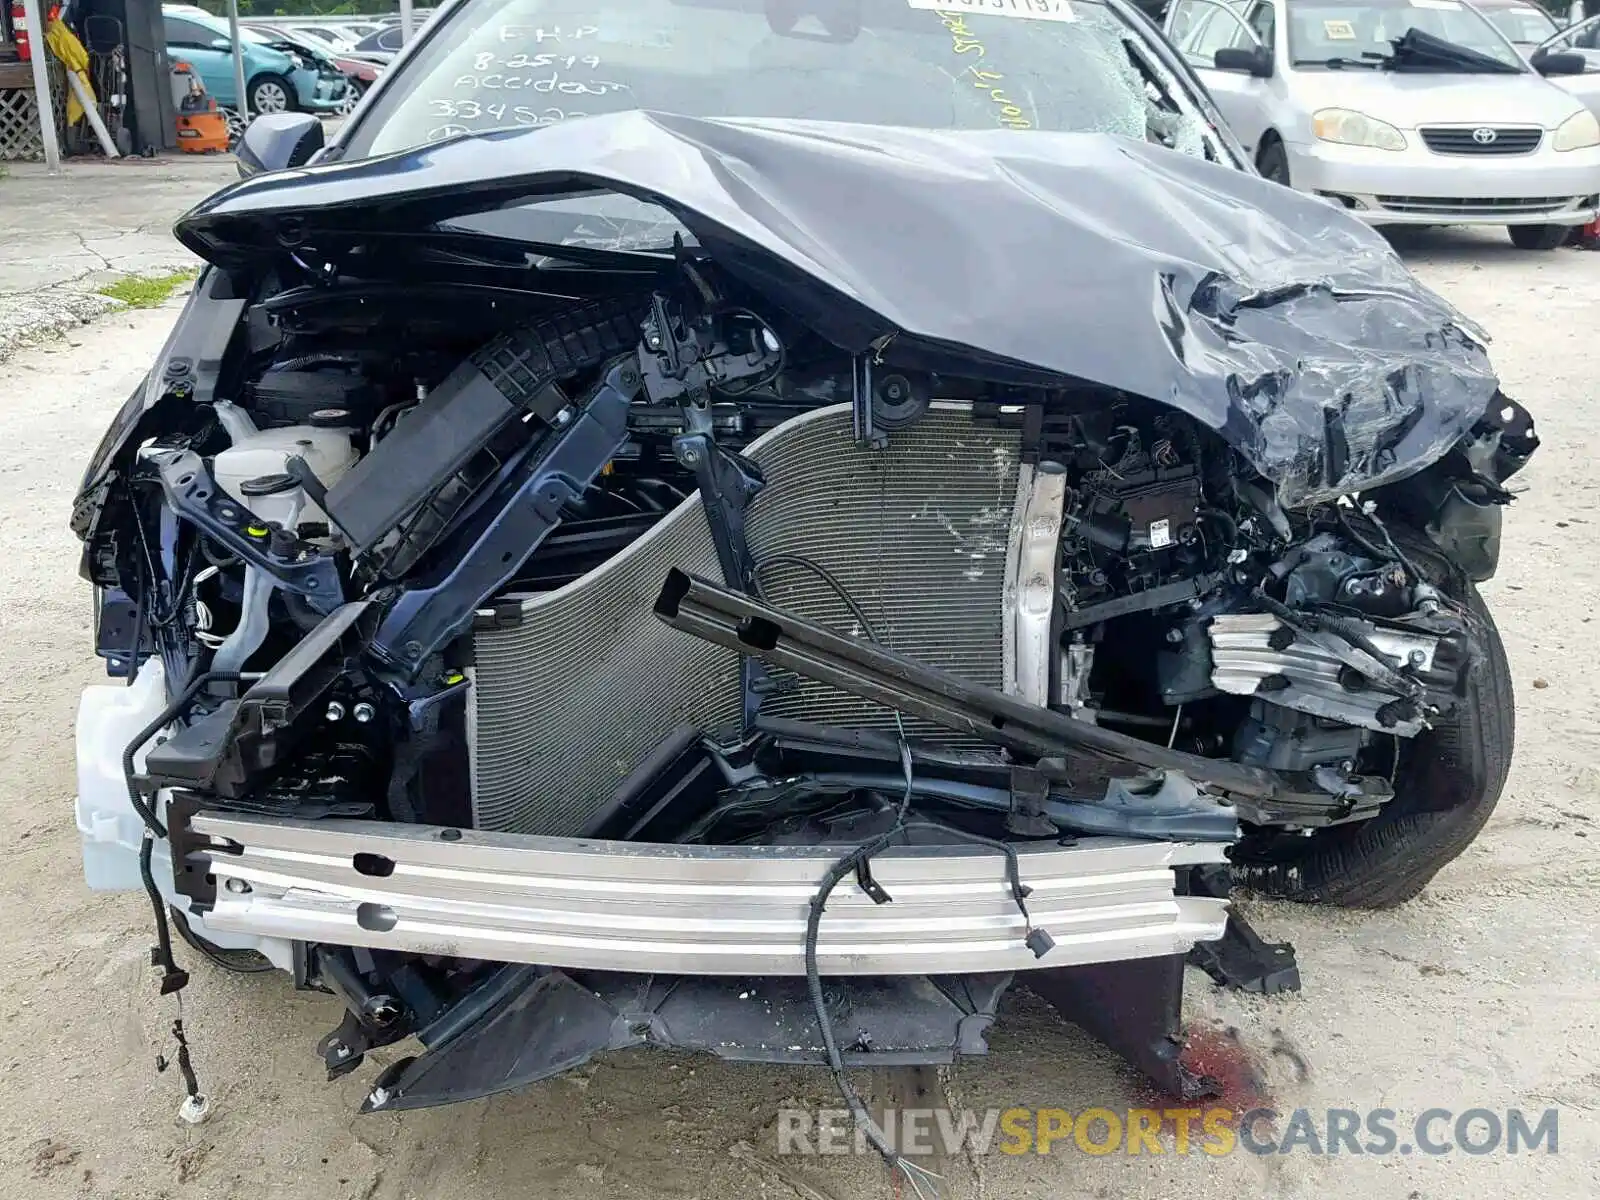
(1470, 0), (1562, 52)
(1167, 0), (1600, 248)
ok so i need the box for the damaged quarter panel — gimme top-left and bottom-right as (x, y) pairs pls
(175, 111), (1498, 506)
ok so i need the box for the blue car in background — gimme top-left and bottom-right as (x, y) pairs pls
(161, 5), (348, 114)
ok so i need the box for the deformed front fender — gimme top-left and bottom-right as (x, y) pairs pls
(172, 111), (1503, 507)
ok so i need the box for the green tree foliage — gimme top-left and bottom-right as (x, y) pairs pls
(193, 0), (395, 17)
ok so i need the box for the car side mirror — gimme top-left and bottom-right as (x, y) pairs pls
(1214, 45), (1274, 78)
(235, 112), (324, 178)
(1533, 49), (1588, 75)
(209, 38), (231, 51)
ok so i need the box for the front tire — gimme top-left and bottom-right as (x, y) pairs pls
(1507, 224), (1568, 251)
(248, 74), (297, 116)
(1234, 547), (1514, 908)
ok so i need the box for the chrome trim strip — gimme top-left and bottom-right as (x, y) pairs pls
(192, 814), (1229, 976)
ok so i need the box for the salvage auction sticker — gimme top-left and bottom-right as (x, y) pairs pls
(906, 0), (1077, 22)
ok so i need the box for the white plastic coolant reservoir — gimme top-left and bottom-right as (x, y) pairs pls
(212, 425), (358, 529)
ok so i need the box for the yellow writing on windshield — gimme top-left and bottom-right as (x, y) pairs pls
(934, 10), (1034, 130)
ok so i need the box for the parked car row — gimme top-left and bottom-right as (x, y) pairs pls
(240, 24), (387, 111)
(159, 6), (428, 123)
(252, 11), (437, 64)
(163, 5), (349, 116)
(1164, 0), (1600, 248)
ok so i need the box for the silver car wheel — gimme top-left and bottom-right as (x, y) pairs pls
(252, 79), (290, 114)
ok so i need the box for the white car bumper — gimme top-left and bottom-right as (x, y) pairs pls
(1284, 136), (1600, 226)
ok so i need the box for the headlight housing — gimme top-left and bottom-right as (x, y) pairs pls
(1313, 108), (1407, 151)
(1552, 108), (1600, 152)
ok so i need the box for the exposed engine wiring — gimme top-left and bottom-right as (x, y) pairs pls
(122, 665), (245, 1116)
(191, 566), (227, 648)
(754, 552), (1037, 1199)
(170, 906), (275, 974)
(802, 824), (945, 1200)
(711, 308), (785, 397)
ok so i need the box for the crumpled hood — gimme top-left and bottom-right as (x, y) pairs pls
(175, 111), (1500, 506)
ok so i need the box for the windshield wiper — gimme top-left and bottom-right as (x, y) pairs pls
(1363, 27), (1522, 73)
(1295, 56), (1383, 69)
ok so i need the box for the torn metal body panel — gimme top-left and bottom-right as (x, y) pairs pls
(175, 112), (1499, 506)
(1209, 612), (1444, 736)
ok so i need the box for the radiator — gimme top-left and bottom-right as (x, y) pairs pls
(470, 402), (1022, 834)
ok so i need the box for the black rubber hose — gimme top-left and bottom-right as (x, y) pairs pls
(1335, 507), (1394, 564)
(754, 553), (885, 645)
(1196, 507), (1239, 550)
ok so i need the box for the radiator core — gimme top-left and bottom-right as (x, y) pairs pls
(470, 403), (1022, 834)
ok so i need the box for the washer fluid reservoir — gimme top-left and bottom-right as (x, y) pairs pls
(212, 425), (357, 531)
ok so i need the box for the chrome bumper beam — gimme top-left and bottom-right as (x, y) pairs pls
(190, 813), (1229, 976)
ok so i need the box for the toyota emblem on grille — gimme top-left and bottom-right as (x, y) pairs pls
(1472, 127), (1498, 145)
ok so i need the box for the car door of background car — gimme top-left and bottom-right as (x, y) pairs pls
(1536, 14), (1600, 117)
(163, 14), (238, 106)
(1166, 0), (1278, 155)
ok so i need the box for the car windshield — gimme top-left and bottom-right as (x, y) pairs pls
(1545, 12), (1600, 47)
(1288, 0), (1523, 67)
(1479, 3), (1557, 44)
(344, 0), (1215, 161)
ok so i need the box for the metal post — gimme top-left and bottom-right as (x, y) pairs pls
(21, 0), (61, 172)
(226, 0), (248, 120)
(400, 0), (415, 42)
(63, 68), (119, 158)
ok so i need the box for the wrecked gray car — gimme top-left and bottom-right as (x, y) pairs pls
(70, 0), (1532, 1175)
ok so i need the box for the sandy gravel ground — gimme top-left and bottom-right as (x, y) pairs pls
(0, 230), (1595, 1200)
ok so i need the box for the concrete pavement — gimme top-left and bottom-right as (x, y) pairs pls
(0, 154), (237, 359)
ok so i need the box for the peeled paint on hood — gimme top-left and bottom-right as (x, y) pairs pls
(176, 111), (1500, 507)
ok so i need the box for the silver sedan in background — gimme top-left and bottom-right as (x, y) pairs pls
(1166, 0), (1600, 247)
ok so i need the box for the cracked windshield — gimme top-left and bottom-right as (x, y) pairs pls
(350, 0), (1213, 252)
(352, 0), (1208, 157)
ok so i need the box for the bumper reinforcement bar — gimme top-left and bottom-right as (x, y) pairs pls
(185, 811), (1228, 976)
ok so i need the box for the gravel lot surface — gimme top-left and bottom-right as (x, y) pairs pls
(0, 228), (1595, 1200)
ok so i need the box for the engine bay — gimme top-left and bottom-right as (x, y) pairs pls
(73, 243), (1537, 854)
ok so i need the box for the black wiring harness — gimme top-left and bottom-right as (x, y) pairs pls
(121, 666), (243, 1114)
(754, 551), (1052, 1197)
